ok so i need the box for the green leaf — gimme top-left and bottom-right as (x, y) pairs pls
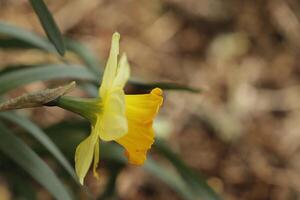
(0, 122), (72, 200)
(0, 22), (55, 52)
(65, 38), (102, 76)
(29, 0), (65, 55)
(0, 64), (96, 95)
(0, 37), (101, 74)
(0, 38), (37, 49)
(0, 112), (77, 180)
(9, 171), (37, 200)
(154, 139), (221, 200)
(144, 158), (195, 200)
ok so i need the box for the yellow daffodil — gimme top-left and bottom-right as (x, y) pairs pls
(68, 33), (163, 184)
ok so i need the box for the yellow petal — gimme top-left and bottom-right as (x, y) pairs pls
(99, 32), (120, 98)
(116, 88), (163, 165)
(97, 33), (130, 141)
(112, 53), (130, 89)
(117, 123), (154, 165)
(75, 129), (98, 184)
(93, 138), (100, 179)
(125, 88), (163, 123)
(98, 88), (128, 141)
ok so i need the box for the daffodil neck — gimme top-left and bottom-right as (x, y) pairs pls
(47, 96), (102, 123)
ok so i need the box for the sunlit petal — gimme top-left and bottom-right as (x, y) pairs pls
(125, 88), (163, 123)
(117, 122), (154, 165)
(99, 32), (120, 98)
(113, 53), (130, 89)
(75, 129), (98, 184)
(93, 138), (100, 179)
(99, 89), (128, 141)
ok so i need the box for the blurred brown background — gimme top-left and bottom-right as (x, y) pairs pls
(2, 0), (300, 199)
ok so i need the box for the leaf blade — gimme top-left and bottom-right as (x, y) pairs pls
(0, 22), (55, 52)
(154, 139), (221, 200)
(29, 0), (65, 55)
(144, 158), (195, 200)
(0, 112), (77, 180)
(0, 64), (96, 95)
(0, 122), (72, 200)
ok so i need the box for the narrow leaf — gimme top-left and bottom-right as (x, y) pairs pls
(144, 158), (195, 200)
(0, 22), (55, 52)
(0, 64), (96, 95)
(0, 38), (37, 49)
(9, 171), (37, 200)
(0, 122), (72, 200)
(29, 0), (65, 55)
(154, 139), (221, 200)
(0, 112), (77, 180)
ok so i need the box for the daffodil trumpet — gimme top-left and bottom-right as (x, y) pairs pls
(49, 32), (163, 184)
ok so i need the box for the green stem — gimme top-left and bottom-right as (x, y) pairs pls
(47, 96), (101, 123)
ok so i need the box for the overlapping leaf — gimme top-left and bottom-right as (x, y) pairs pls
(0, 22), (55, 52)
(0, 122), (72, 200)
(0, 112), (76, 179)
(0, 64), (96, 95)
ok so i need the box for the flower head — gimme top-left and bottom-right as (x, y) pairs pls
(74, 33), (163, 184)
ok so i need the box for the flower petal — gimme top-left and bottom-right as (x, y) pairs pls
(116, 88), (163, 165)
(75, 129), (98, 184)
(97, 33), (129, 141)
(125, 88), (163, 123)
(112, 53), (130, 89)
(99, 32), (120, 98)
(93, 138), (100, 179)
(117, 123), (154, 165)
(99, 88), (128, 141)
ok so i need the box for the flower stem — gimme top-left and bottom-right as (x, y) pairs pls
(46, 96), (101, 123)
